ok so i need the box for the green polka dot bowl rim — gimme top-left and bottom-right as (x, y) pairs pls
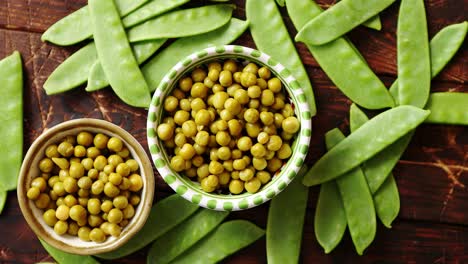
(147, 45), (312, 211)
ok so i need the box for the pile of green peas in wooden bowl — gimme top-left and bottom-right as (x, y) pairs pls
(147, 45), (312, 211)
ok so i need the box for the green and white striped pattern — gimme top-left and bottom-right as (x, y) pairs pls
(147, 45), (312, 211)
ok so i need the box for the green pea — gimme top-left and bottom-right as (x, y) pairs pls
(39, 239), (100, 264)
(424, 93), (468, 125)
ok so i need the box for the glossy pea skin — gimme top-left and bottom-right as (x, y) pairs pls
(267, 166), (309, 263)
(286, 0), (394, 110)
(127, 5), (234, 43)
(303, 106), (430, 186)
(171, 220), (265, 264)
(122, 0), (189, 28)
(246, 0), (317, 116)
(39, 239), (100, 264)
(424, 93), (468, 125)
(96, 194), (198, 259)
(147, 209), (229, 264)
(89, 0), (151, 108)
(295, 0), (396, 45)
(0, 51), (23, 191)
(325, 128), (376, 255)
(142, 18), (249, 92)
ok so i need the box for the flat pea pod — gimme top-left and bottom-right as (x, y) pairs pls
(0, 51), (23, 191)
(325, 128), (376, 255)
(295, 0), (396, 45)
(171, 220), (265, 264)
(397, 0), (431, 108)
(39, 239), (100, 264)
(142, 18), (249, 92)
(89, 0), (151, 108)
(86, 39), (167, 92)
(41, 0), (148, 46)
(96, 194), (199, 259)
(43, 42), (97, 95)
(390, 22), (468, 104)
(303, 105), (430, 186)
(147, 209), (229, 264)
(335, 0), (381, 30)
(0, 191), (6, 214)
(246, 0), (316, 116)
(267, 165), (309, 263)
(286, 0), (395, 110)
(373, 174), (400, 228)
(127, 5), (235, 43)
(424, 92), (468, 125)
(122, 0), (190, 28)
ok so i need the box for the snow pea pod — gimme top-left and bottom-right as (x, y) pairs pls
(122, 0), (190, 28)
(397, 0), (431, 108)
(41, 0), (148, 46)
(127, 5), (234, 43)
(86, 39), (167, 92)
(0, 51), (23, 191)
(246, 0), (316, 116)
(286, 0), (394, 110)
(373, 174), (400, 228)
(171, 220), (265, 264)
(142, 18), (249, 92)
(147, 209), (229, 264)
(325, 128), (376, 255)
(40, 239), (100, 264)
(303, 106), (430, 186)
(267, 166), (309, 263)
(90, 0), (151, 108)
(335, 0), (381, 30)
(424, 92), (468, 125)
(275, 0), (285, 7)
(390, 22), (468, 104)
(0, 191), (6, 214)
(96, 194), (198, 260)
(295, 0), (396, 45)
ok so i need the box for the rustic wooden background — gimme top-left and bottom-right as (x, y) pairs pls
(0, 0), (466, 263)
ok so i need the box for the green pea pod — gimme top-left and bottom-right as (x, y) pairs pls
(424, 92), (468, 125)
(267, 166), (309, 263)
(41, 0), (149, 46)
(295, 0), (396, 45)
(127, 5), (234, 43)
(96, 194), (199, 260)
(171, 220), (265, 264)
(147, 209), (229, 264)
(286, 0), (394, 110)
(39, 239), (100, 264)
(397, 0), (431, 108)
(246, 0), (317, 116)
(142, 18), (249, 92)
(0, 191), (6, 214)
(0, 51), (23, 191)
(325, 128), (376, 255)
(86, 39), (167, 92)
(303, 106), (430, 186)
(373, 174), (400, 228)
(122, 0), (189, 28)
(335, 0), (381, 30)
(390, 22), (468, 104)
(275, 0), (285, 7)
(90, 0), (151, 108)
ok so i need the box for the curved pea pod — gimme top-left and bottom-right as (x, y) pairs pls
(122, 0), (190, 28)
(246, 0), (316, 116)
(295, 0), (396, 45)
(147, 209), (229, 264)
(142, 18), (249, 92)
(423, 93), (468, 125)
(286, 0), (394, 110)
(90, 0), (151, 108)
(303, 106), (430, 186)
(0, 191), (6, 214)
(39, 239), (100, 264)
(373, 174), (400, 228)
(335, 0), (381, 30)
(267, 166), (309, 263)
(0, 51), (23, 191)
(43, 42), (97, 95)
(96, 194), (199, 260)
(127, 5), (235, 43)
(86, 39), (167, 92)
(171, 220), (265, 264)
(325, 128), (376, 255)
(41, 0), (149, 46)
(390, 22), (468, 105)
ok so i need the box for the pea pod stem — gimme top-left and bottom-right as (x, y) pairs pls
(40, 239), (100, 264)
(424, 92), (468, 125)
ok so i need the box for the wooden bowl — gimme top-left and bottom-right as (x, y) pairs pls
(17, 118), (155, 255)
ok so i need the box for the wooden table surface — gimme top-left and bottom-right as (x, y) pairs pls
(0, 0), (467, 263)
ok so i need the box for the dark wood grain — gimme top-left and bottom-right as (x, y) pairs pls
(0, 0), (467, 263)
